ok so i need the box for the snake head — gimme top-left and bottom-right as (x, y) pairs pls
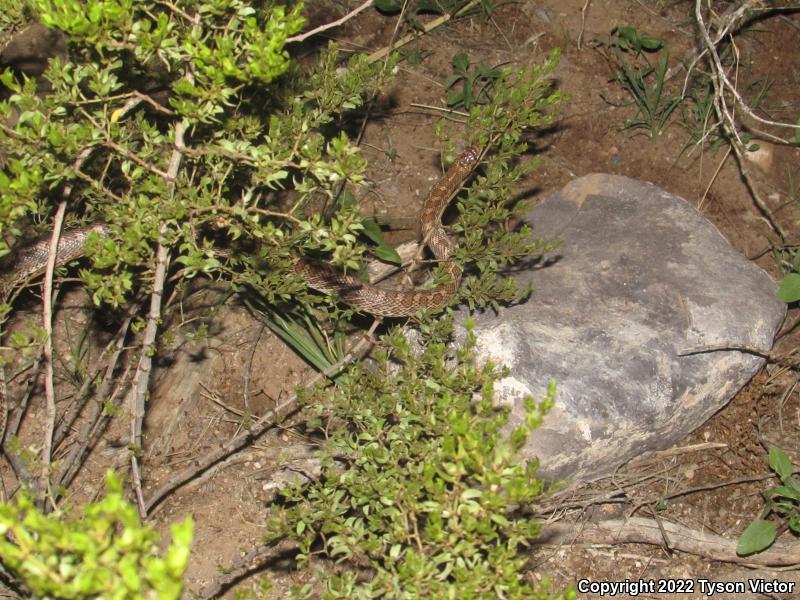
(457, 145), (482, 170)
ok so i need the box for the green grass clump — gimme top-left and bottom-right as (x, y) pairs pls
(600, 26), (679, 139)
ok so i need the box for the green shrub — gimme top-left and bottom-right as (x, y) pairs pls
(1, 0), (558, 321)
(0, 472), (193, 599)
(264, 317), (574, 599)
(1, 2), (565, 596)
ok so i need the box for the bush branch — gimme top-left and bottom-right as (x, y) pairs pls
(39, 201), (67, 501)
(286, 0), (373, 44)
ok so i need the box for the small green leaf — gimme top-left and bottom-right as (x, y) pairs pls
(789, 515), (800, 533)
(640, 36), (664, 51)
(360, 218), (384, 244)
(460, 489), (482, 500)
(444, 74), (462, 89)
(617, 26), (637, 45)
(737, 520), (776, 555)
(452, 53), (470, 73)
(477, 65), (501, 79)
(447, 90), (465, 108)
(491, 513), (510, 526)
(766, 485), (800, 502)
(373, 243), (402, 265)
(768, 446), (795, 482)
(777, 273), (800, 303)
(373, 0), (402, 13)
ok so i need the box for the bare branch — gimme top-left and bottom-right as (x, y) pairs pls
(695, 1), (800, 145)
(40, 200), (67, 502)
(143, 321), (379, 513)
(125, 62), (196, 516)
(286, 0), (373, 44)
(536, 516), (800, 567)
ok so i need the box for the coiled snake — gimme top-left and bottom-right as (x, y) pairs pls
(0, 146), (481, 315)
(0, 145), (480, 444)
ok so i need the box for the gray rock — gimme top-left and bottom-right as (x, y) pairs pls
(465, 173), (784, 482)
(1, 22), (67, 83)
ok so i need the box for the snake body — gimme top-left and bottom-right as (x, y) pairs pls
(0, 223), (112, 302)
(0, 147), (481, 315)
(294, 145), (480, 316)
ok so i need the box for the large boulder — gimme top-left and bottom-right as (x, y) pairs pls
(466, 173), (784, 481)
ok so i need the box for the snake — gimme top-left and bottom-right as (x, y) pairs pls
(0, 147), (481, 443)
(0, 145), (482, 316)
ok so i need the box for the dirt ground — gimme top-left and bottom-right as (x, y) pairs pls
(2, 1), (800, 598)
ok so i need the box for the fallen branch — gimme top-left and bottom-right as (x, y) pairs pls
(143, 322), (378, 513)
(536, 517), (800, 567)
(286, 0), (372, 44)
(199, 540), (297, 600)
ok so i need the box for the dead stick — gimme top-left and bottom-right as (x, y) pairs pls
(143, 322), (378, 514)
(40, 200), (68, 501)
(53, 314), (133, 490)
(286, 0), (372, 44)
(535, 517), (800, 567)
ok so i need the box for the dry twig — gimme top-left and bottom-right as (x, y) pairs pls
(143, 321), (379, 513)
(40, 201), (67, 500)
(125, 67), (194, 516)
(286, 0), (373, 44)
(536, 516), (800, 567)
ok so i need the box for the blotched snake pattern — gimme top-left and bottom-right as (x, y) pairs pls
(0, 145), (482, 441)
